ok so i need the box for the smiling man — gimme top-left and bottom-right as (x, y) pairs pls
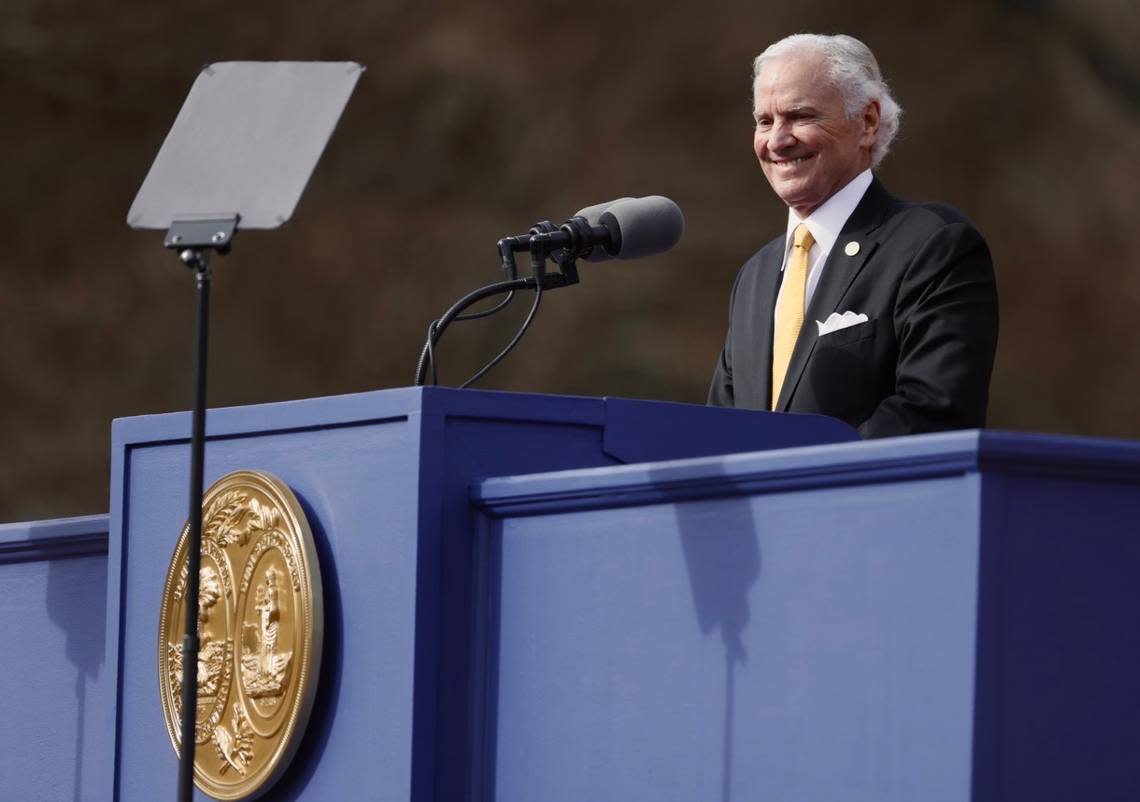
(709, 34), (998, 437)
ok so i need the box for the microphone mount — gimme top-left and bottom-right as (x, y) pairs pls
(496, 214), (618, 278)
(416, 195), (682, 389)
(415, 230), (582, 387)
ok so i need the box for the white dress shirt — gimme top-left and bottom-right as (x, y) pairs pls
(773, 169), (874, 326)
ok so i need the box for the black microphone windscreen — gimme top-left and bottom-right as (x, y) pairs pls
(574, 197), (634, 225)
(601, 196), (684, 260)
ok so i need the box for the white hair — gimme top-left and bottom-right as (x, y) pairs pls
(753, 34), (902, 168)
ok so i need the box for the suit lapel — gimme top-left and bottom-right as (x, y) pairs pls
(774, 177), (893, 412)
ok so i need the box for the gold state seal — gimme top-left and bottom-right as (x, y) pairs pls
(158, 470), (323, 800)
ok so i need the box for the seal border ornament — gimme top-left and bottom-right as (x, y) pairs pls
(157, 469), (323, 800)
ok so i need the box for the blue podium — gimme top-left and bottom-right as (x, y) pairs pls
(4, 388), (1140, 801)
(101, 387), (853, 801)
(470, 429), (1140, 802)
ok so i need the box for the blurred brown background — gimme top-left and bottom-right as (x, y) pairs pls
(2, 0), (1138, 522)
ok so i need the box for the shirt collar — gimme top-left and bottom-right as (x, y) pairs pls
(782, 168), (874, 265)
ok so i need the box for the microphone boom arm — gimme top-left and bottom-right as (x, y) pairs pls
(414, 234), (580, 386)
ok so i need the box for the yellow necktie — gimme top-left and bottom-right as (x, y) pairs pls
(771, 223), (815, 410)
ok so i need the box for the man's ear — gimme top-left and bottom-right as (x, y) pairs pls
(861, 100), (881, 148)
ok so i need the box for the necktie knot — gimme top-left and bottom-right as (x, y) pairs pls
(793, 223), (815, 252)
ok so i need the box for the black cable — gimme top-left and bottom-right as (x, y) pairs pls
(415, 277), (533, 386)
(420, 291), (516, 383)
(455, 291), (515, 322)
(424, 320), (439, 385)
(413, 241), (576, 387)
(459, 282), (542, 389)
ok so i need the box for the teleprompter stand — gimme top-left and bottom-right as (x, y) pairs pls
(127, 61), (363, 802)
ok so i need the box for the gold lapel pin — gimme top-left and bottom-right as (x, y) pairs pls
(844, 241), (860, 257)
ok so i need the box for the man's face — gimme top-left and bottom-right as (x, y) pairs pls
(753, 51), (879, 217)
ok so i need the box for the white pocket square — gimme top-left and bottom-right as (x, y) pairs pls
(816, 311), (869, 336)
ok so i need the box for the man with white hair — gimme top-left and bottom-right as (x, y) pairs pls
(709, 34), (998, 437)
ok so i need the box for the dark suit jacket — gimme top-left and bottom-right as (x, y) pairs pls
(708, 177), (998, 438)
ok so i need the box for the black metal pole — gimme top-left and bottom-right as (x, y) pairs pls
(177, 248), (211, 802)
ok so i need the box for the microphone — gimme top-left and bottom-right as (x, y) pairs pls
(418, 197), (684, 387)
(585, 195), (685, 262)
(500, 195), (685, 264)
(571, 196), (634, 225)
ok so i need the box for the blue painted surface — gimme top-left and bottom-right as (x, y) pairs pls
(973, 471), (1140, 802)
(100, 386), (850, 801)
(474, 429), (1140, 512)
(0, 515), (110, 802)
(9, 400), (1140, 802)
(110, 406), (424, 802)
(471, 430), (1140, 802)
(475, 449), (981, 802)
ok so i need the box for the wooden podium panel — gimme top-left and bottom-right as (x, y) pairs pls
(471, 431), (1140, 802)
(100, 387), (853, 801)
(0, 515), (111, 802)
(8, 391), (1140, 801)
